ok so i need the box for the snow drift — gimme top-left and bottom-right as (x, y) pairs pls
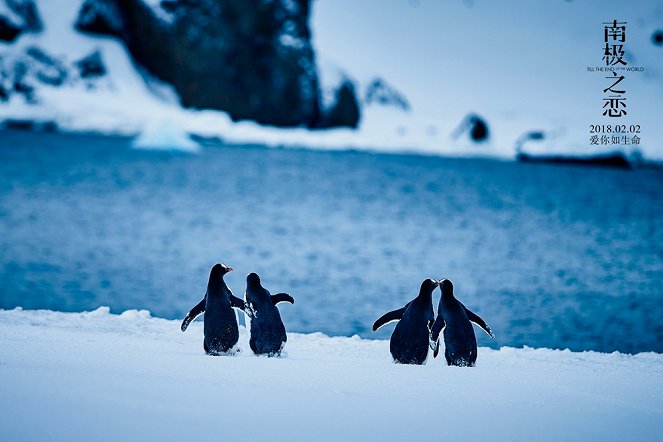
(1, 307), (662, 441)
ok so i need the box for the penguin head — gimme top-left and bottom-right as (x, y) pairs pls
(421, 278), (439, 293)
(439, 279), (454, 296)
(211, 263), (233, 277)
(246, 272), (262, 287)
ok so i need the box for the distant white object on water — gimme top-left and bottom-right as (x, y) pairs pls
(132, 121), (201, 153)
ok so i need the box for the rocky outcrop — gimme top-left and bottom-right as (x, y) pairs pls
(451, 113), (490, 143)
(74, 0), (346, 128)
(26, 47), (67, 86)
(0, 0), (362, 129)
(319, 80), (360, 129)
(653, 30), (663, 46)
(364, 77), (410, 112)
(0, 0), (41, 42)
(75, 0), (125, 39)
(0, 45), (108, 102)
(75, 50), (106, 79)
(0, 15), (22, 41)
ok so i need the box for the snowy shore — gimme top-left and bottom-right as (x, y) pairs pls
(1, 307), (661, 441)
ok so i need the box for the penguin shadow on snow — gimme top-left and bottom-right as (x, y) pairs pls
(429, 279), (495, 367)
(181, 264), (295, 358)
(373, 278), (495, 366)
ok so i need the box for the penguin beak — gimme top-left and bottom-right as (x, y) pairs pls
(227, 267), (233, 272)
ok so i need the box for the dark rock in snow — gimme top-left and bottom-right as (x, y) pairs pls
(322, 80), (360, 129)
(6, 0), (40, 29)
(26, 46), (68, 86)
(0, 0), (42, 42)
(364, 77), (410, 111)
(1, 118), (57, 131)
(653, 30), (663, 46)
(0, 82), (9, 101)
(469, 116), (489, 142)
(12, 60), (30, 86)
(0, 16), (22, 41)
(74, 0), (344, 128)
(12, 65), (36, 102)
(517, 151), (632, 169)
(514, 130), (546, 153)
(0, 45), (106, 102)
(75, 0), (126, 39)
(75, 50), (106, 78)
(451, 113), (490, 143)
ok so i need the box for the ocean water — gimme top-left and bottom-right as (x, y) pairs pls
(1, 130), (662, 353)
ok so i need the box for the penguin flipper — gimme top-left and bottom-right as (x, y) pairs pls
(229, 294), (249, 311)
(271, 293), (294, 305)
(428, 320), (439, 353)
(430, 317), (445, 343)
(181, 298), (206, 332)
(465, 308), (495, 338)
(372, 305), (408, 332)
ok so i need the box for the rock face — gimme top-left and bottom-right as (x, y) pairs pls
(323, 80), (360, 129)
(0, 45), (108, 103)
(1, 0), (361, 129)
(0, 0), (42, 42)
(75, 50), (106, 79)
(75, 0), (340, 128)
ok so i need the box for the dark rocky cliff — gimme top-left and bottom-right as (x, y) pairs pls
(74, 0), (359, 128)
(0, 0), (41, 42)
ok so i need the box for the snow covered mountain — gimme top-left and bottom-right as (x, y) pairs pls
(1, 0), (662, 160)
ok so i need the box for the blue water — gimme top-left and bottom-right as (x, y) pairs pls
(1, 130), (662, 353)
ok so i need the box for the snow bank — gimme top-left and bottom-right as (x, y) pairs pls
(1, 307), (661, 441)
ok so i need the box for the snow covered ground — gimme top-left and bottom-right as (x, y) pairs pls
(1, 0), (662, 159)
(1, 307), (662, 441)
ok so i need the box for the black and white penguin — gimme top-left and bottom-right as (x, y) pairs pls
(429, 279), (495, 367)
(181, 263), (248, 355)
(372, 278), (437, 365)
(244, 273), (294, 357)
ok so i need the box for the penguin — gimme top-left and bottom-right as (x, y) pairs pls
(429, 279), (495, 367)
(372, 278), (437, 365)
(181, 263), (248, 355)
(244, 272), (294, 356)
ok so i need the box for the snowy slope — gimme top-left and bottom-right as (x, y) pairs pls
(1, 307), (662, 441)
(1, 0), (662, 158)
(312, 0), (663, 159)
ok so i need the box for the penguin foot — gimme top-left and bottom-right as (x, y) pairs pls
(206, 346), (241, 356)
